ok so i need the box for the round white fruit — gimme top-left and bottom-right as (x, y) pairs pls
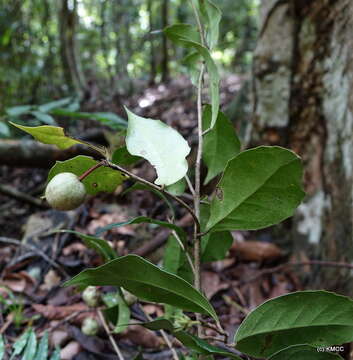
(82, 286), (100, 307)
(45, 172), (86, 211)
(81, 317), (99, 336)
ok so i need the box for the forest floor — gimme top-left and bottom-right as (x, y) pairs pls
(0, 76), (305, 360)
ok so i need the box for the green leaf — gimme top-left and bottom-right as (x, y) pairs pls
(10, 123), (82, 150)
(103, 291), (131, 333)
(207, 146), (305, 232)
(268, 345), (343, 360)
(182, 52), (202, 86)
(125, 108), (191, 186)
(9, 123), (106, 155)
(114, 291), (131, 333)
(198, 0), (221, 49)
(235, 290), (353, 358)
(95, 216), (187, 242)
(0, 122), (10, 137)
(0, 336), (4, 360)
(163, 234), (193, 283)
(164, 24), (220, 129)
(92, 112), (127, 129)
(30, 111), (57, 125)
(50, 109), (127, 130)
(203, 105), (241, 184)
(22, 329), (37, 360)
(6, 105), (32, 116)
(164, 23), (201, 44)
(163, 236), (191, 317)
(34, 332), (49, 360)
(163, 235), (183, 275)
(201, 231), (233, 263)
(48, 155), (125, 195)
(142, 319), (241, 359)
(38, 98), (73, 113)
(112, 146), (141, 166)
(200, 204), (233, 263)
(10, 328), (31, 359)
(58, 230), (117, 261)
(65, 254), (218, 321)
(174, 331), (241, 359)
(166, 177), (186, 196)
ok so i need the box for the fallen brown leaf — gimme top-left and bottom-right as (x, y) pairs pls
(60, 341), (81, 360)
(121, 325), (163, 348)
(231, 241), (282, 262)
(32, 303), (88, 320)
(41, 270), (61, 291)
(201, 271), (228, 299)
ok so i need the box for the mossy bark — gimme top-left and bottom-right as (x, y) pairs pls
(252, 0), (353, 293)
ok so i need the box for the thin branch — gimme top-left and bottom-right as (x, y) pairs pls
(78, 160), (105, 181)
(98, 310), (125, 360)
(188, 0), (206, 46)
(0, 237), (68, 277)
(103, 160), (200, 232)
(199, 320), (228, 340)
(193, 63), (205, 296)
(243, 260), (353, 284)
(38, 309), (91, 337)
(185, 175), (196, 197)
(171, 229), (196, 276)
(141, 308), (179, 360)
(0, 184), (48, 208)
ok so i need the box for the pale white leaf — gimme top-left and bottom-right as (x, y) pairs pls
(125, 108), (191, 186)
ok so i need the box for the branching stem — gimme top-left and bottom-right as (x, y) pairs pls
(193, 63), (205, 295)
(103, 160), (200, 233)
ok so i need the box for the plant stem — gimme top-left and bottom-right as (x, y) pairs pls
(78, 160), (105, 181)
(98, 310), (125, 360)
(193, 63), (205, 294)
(188, 0), (206, 46)
(142, 309), (179, 360)
(103, 160), (200, 232)
(171, 229), (196, 276)
(188, 0), (207, 340)
(185, 175), (196, 197)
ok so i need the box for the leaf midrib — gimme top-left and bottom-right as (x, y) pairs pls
(209, 156), (299, 230)
(74, 257), (216, 319)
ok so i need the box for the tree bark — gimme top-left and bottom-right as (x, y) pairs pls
(148, 0), (156, 85)
(59, 0), (86, 96)
(0, 133), (105, 168)
(252, 0), (353, 294)
(161, 0), (169, 83)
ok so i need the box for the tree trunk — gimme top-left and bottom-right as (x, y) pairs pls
(161, 0), (169, 83)
(59, 0), (86, 96)
(252, 0), (353, 294)
(148, 0), (156, 85)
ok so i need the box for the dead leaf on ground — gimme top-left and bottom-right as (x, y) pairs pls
(142, 304), (164, 317)
(63, 242), (87, 256)
(230, 241), (282, 262)
(201, 271), (229, 299)
(121, 325), (163, 348)
(41, 270), (61, 291)
(269, 275), (290, 298)
(50, 327), (70, 347)
(1, 271), (36, 293)
(32, 303), (89, 320)
(60, 341), (81, 360)
(87, 213), (134, 236)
